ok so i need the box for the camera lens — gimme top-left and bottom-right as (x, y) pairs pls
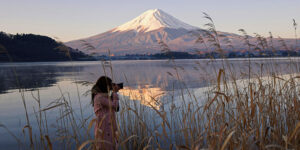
(117, 83), (123, 89)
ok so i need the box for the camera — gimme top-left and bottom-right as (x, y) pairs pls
(117, 83), (123, 89)
(113, 83), (123, 89)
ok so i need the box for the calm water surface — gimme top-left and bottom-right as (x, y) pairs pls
(0, 58), (299, 149)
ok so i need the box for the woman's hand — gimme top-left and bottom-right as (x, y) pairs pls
(112, 84), (120, 92)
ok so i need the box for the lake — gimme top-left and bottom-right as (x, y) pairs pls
(0, 58), (299, 149)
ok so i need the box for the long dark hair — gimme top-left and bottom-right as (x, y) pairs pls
(91, 76), (113, 106)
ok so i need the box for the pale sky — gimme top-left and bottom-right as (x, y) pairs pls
(1, 0), (299, 42)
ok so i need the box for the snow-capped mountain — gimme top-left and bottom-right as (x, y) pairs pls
(112, 9), (197, 32)
(66, 9), (204, 55)
(65, 9), (298, 55)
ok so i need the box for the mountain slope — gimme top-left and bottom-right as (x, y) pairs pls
(0, 32), (93, 62)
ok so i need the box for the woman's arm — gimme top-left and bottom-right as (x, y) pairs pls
(96, 93), (119, 110)
(111, 92), (119, 111)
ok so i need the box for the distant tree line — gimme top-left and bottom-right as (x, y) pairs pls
(0, 32), (94, 62)
(96, 49), (300, 60)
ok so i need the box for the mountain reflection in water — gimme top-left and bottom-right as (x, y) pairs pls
(119, 85), (165, 109)
(1, 58), (299, 95)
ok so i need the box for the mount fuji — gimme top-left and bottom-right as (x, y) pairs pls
(65, 9), (297, 55)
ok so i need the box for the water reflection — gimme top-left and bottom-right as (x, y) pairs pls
(0, 63), (83, 93)
(1, 58), (299, 94)
(119, 85), (165, 109)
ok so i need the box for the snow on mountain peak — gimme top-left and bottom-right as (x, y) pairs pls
(113, 9), (198, 32)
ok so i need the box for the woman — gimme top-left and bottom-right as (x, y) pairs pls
(91, 76), (120, 150)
